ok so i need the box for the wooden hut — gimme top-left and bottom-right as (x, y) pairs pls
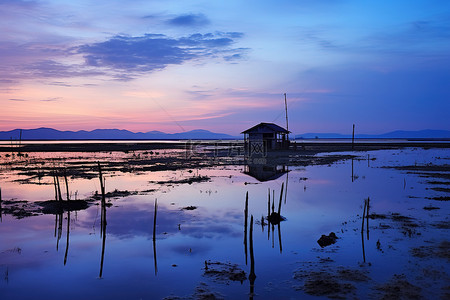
(241, 122), (290, 152)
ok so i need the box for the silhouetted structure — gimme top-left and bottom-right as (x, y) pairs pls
(241, 123), (290, 152)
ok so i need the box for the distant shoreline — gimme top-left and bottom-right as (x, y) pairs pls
(1, 139), (449, 153)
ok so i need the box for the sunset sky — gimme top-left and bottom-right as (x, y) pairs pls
(1, 0), (449, 135)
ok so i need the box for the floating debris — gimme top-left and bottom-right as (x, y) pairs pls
(182, 206), (197, 211)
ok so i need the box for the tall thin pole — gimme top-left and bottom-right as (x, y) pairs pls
(352, 124), (355, 150)
(284, 93), (289, 140)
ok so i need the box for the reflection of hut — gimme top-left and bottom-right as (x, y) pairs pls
(241, 123), (290, 152)
(244, 164), (287, 182)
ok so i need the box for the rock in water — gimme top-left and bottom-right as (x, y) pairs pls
(317, 232), (338, 248)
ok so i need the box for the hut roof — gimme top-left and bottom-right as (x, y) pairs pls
(241, 122), (290, 134)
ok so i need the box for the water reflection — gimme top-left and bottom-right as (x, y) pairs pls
(64, 211), (70, 266)
(244, 192), (248, 265)
(152, 199), (158, 276)
(360, 197), (370, 263)
(244, 162), (287, 182)
(1, 147), (448, 299)
(99, 163), (107, 278)
(248, 215), (256, 300)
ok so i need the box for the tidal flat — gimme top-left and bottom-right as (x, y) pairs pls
(0, 142), (449, 299)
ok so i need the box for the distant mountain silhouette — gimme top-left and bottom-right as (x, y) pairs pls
(1, 127), (449, 141)
(296, 129), (450, 139)
(0, 128), (238, 140)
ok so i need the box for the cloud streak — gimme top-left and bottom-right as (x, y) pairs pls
(167, 13), (210, 27)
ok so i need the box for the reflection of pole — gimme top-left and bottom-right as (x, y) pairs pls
(153, 238), (158, 276)
(361, 231), (366, 263)
(98, 162), (107, 278)
(244, 192), (248, 265)
(99, 197), (107, 277)
(153, 199), (157, 241)
(277, 223), (282, 254)
(351, 158), (354, 182)
(249, 215), (256, 300)
(57, 212), (63, 250)
(64, 211), (70, 265)
(271, 223), (274, 249)
(152, 199), (158, 275)
(267, 188), (270, 240)
(99, 216), (106, 278)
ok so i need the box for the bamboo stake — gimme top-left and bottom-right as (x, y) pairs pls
(284, 170), (289, 204)
(64, 168), (70, 201)
(361, 199), (367, 233)
(55, 169), (63, 201)
(278, 182), (284, 214)
(53, 173), (58, 201)
(366, 197), (370, 239)
(352, 124), (355, 150)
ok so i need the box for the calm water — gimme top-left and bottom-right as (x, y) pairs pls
(0, 148), (448, 299)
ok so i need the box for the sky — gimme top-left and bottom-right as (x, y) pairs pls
(1, 0), (450, 135)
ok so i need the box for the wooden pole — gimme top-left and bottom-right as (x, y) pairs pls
(284, 93), (289, 139)
(55, 170), (63, 201)
(278, 182), (284, 214)
(366, 197), (370, 239)
(352, 124), (355, 150)
(64, 168), (70, 201)
(361, 199), (367, 233)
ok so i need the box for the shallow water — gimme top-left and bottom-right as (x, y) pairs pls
(0, 148), (449, 299)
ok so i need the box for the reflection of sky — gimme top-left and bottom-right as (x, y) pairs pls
(0, 148), (449, 298)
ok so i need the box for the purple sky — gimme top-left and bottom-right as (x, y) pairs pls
(1, 0), (449, 135)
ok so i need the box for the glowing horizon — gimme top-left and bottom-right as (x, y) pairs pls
(1, 1), (449, 135)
